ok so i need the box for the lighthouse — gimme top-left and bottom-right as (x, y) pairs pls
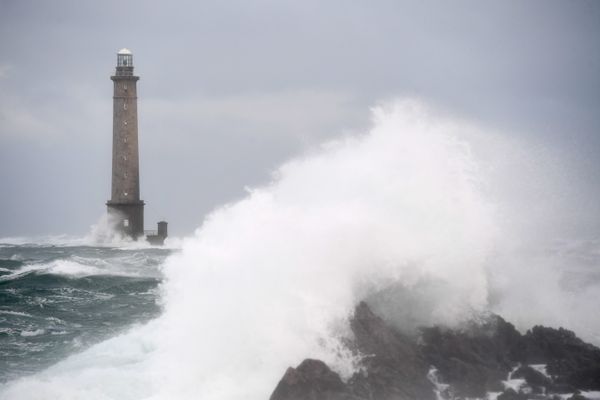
(106, 48), (145, 238)
(106, 49), (168, 244)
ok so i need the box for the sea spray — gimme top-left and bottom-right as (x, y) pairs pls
(1, 99), (498, 399)
(155, 99), (497, 398)
(82, 213), (181, 249)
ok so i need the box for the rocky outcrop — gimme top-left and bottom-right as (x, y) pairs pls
(520, 326), (600, 391)
(269, 359), (359, 400)
(269, 303), (435, 400)
(270, 302), (600, 400)
(347, 302), (435, 400)
(419, 314), (522, 397)
(511, 365), (552, 393)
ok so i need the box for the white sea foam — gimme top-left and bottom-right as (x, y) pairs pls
(0, 265), (39, 282)
(47, 260), (109, 277)
(0, 259), (142, 282)
(0, 310), (34, 318)
(84, 214), (182, 250)
(427, 367), (450, 400)
(20, 329), (45, 337)
(0, 327), (18, 336)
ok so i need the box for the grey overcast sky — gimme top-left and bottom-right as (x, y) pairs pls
(0, 0), (599, 237)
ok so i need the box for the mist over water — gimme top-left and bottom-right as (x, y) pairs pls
(1, 99), (599, 399)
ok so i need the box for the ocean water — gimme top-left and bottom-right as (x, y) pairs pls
(0, 243), (171, 382)
(0, 100), (598, 399)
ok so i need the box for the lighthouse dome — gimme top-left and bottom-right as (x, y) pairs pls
(116, 48), (133, 69)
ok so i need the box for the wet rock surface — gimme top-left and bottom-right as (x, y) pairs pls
(269, 359), (360, 400)
(270, 302), (600, 400)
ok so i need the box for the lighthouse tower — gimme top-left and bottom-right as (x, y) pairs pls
(106, 48), (144, 238)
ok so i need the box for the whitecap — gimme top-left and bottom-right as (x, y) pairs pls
(529, 364), (550, 378)
(0, 310), (34, 318)
(0, 259), (142, 282)
(20, 329), (45, 337)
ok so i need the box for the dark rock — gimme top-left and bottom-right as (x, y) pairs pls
(419, 314), (521, 397)
(520, 326), (600, 390)
(348, 302), (435, 400)
(567, 391), (591, 400)
(512, 365), (552, 391)
(549, 382), (577, 394)
(270, 302), (600, 400)
(497, 388), (528, 400)
(270, 303), (436, 400)
(269, 359), (359, 400)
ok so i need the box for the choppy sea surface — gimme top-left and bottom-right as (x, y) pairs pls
(0, 241), (172, 382)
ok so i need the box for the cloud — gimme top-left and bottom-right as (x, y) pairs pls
(0, 101), (59, 139)
(0, 84), (109, 140)
(141, 89), (366, 143)
(0, 64), (11, 79)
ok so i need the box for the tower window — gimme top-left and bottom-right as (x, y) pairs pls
(117, 53), (133, 68)
(123, 103), (127, 110)
(124, 192), (128, 196)
(123, 219), (129, 227)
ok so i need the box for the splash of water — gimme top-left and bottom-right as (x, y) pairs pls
(0, 213), (167, 249)
(86, 214), (181, 249)
(1, 99), (499, 399)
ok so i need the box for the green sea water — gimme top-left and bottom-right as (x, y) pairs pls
(0, 242), (171, 382)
